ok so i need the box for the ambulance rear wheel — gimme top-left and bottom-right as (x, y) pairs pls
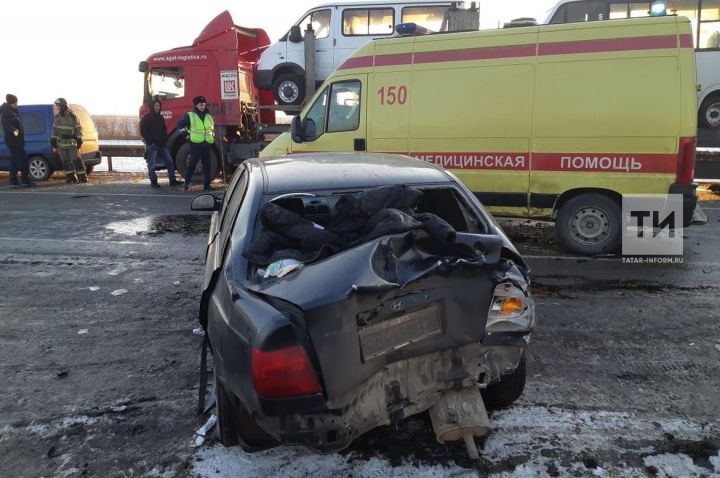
(698, 92), (720, 129)
(556, 194), (621, 255)
(272, 73), (305, 107)
(175, 143), (219, 183)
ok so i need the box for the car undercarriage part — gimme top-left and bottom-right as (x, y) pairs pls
(429, 388), (491, 459)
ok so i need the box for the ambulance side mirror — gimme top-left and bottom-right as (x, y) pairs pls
(289, 25), (302, 43)
(291, 115), (305, 143)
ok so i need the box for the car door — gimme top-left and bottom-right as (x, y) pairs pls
(291, 75), (367, 153)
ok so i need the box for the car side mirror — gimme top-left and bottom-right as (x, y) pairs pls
(191, 193), (221, 212)
(291, 115), (305, 143)
(289, 25), (302, 43)
(303, 118), (318, 141)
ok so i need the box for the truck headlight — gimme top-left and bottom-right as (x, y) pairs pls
(486, 282), (535, 333)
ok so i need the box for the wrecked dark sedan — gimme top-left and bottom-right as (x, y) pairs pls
(191, 153), (535, 457)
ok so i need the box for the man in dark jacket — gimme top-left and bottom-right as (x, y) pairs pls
(176, 95), (215, 191)
(1, 94), (33, 187)
(140, 100), (179, 188)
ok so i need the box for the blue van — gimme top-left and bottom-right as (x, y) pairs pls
(0, 104), (102, 181)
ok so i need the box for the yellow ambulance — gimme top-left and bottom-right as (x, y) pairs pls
(261, 15), (698, 255)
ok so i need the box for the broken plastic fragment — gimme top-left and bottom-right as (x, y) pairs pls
(193, 327), (205, 337)
(194, 415), (217, 446)
(263, 259), (304, 278)
(111, 289), (128, 296)
(78, 329), (88, 335)
(88, 286), (100, 292)
(173, 281), (181, 285)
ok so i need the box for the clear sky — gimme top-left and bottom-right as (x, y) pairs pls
(0, 0), (557, 115)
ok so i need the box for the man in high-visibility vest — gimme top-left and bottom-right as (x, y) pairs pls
(176, 95), (214, 191)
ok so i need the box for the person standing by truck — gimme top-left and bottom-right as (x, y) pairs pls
(176, 96), (214, 191)
(1, 94), (33, 188)
(51, 98), (87, 183)
(140, 100), (180, 188)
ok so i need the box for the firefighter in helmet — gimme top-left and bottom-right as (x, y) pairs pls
(50, 98), (87, 183)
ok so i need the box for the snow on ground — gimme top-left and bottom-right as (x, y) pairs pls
(192, 405), (720, 477)
(95, 157), (146, 173)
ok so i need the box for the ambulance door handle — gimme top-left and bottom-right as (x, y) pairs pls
(354, 138), (366, 151)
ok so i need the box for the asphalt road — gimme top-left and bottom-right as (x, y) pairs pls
(0, 173), (718, 477)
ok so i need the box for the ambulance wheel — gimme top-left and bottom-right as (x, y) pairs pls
(481, 354), (526, 409)
(175, 143), (219, 182)
(272, 73), (305, 106)
(698, 92), (720, 129)
(556, 193), (621, 255)
(28, 156), (52, 181)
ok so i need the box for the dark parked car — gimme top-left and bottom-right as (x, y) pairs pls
(0, 104), (102, 181)
(192, 153), (535, 455)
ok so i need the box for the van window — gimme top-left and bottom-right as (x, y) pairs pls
(303, 88), (329, 140)
(19, 112), (45, 135)
(609, 3), (652, 18)
(327, 81), (361, 133)
(343, 8), (394, 36)
(148, 67), (185, 101)
(298, 9), (331, 39)
(700, 0), (720, 48)
(402, 6), (450, 32)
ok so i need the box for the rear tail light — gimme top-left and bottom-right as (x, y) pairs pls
(251, 345), (322, 398)
(676, 137), (696, 184)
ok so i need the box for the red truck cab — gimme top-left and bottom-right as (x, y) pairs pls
(139, 11), (276, 180)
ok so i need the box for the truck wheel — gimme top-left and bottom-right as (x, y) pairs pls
(28, 156), (52, 181)
(555, 193), (621, 255)
(481, 354), (526, 409)
(272, 73), (305, 106)
(174, 143), (219, 182)
(699, 92), (720, 129)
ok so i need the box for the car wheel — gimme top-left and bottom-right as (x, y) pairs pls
(699, 92), (720, 129)
(174, 143), (219, 182)
(213, 354), (276, 451)
(481, 354), (526, 409)
(85, 165), (94, 176)
(272, 73), (305, 106)
(28, 156), (52, 181)
(555, 193), (621, 255)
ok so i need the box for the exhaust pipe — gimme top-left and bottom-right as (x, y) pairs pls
(429, 388), (491, 459)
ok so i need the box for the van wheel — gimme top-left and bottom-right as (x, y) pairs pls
(481, 354), (526, 409)
(556, 193), (621, 255)
(174, 143), (219, 182)
(699, 93), (720, 129)
(28, 156), (52, 181)
(272, 73), (305, 106)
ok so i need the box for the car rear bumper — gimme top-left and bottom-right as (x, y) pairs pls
(253, 341), (525, 451)
(82, 151), (102, 166)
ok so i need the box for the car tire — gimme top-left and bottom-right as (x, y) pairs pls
(272, 73), (305, 107)
(85, 165), (94, 175)
(555, 193), (621, 255)
(481, 354), (527, 409)
(213, 354), (276, 451)
(174, 143), (219, 182)
(28, 156), (52, 181)
(698, 92), (720, 129)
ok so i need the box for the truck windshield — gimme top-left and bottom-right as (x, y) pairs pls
(146, 67), (185, 101)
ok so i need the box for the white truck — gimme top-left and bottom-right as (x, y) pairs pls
(254, 0), (468, 107)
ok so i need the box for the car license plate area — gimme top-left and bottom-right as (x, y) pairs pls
(359, 305), (442, 361)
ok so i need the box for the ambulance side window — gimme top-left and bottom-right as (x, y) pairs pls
(327, 81), (361, 133)
(303, 88), (329, 141)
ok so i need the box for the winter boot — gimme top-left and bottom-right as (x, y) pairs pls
(65, 175), (77, 184)
(169, 178), (181, 187)
(77, 173), (88, 183)
(150, 179), (160, 189)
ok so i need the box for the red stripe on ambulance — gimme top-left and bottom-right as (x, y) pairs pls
(411, 153), (529, 170)
(532, 153), (677, 173)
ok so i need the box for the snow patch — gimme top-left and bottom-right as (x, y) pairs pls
(643, 453), (708, 477)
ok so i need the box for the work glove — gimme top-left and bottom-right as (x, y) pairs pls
(76, 138), (83, 149)
(50, 138), (57, 148)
